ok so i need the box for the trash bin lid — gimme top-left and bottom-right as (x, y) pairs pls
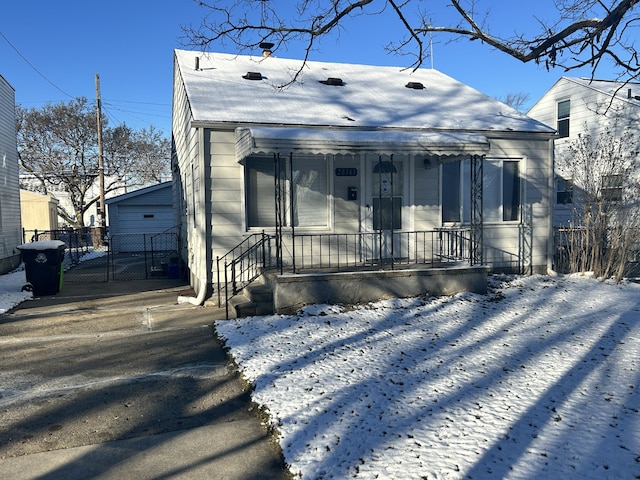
(17, 240), (66, 250)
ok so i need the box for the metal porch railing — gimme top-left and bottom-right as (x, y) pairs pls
(288, 229), (473, 273)
(216, 232), (274, 318)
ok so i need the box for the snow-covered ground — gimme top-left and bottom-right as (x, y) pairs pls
(2, 268), (638, 479)
(0, 269), (31, 314)
(0, 249), (107, 314)
(215, 274), (640, 479)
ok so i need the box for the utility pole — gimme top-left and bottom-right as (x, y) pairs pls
(95, 74), (106, 237)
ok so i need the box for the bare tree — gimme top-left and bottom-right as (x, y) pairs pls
(183, 0), (640, 83)
(17, 98), (171, 227)
(556, 122), (640, 280)
(498, 92), (531, 112)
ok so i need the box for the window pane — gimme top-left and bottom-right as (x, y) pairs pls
(246, 158), (276, 228)
(602, 174), (623, 202)
(292, 157), (328, 227)
(442, 161), (460, 222)
(556, 177), (573, 204)
(557, 118), (569, 138)
(557, 100), (570, 119)
(557, 100), (570, 138)
(461, 159), (471, 223)
(483, 161), (501, 222)
(503, 161), (520, 221)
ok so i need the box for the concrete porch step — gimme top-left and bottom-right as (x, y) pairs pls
(228, 282), (274, 318)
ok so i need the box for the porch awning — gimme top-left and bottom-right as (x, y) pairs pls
(235, 127), (490, 162)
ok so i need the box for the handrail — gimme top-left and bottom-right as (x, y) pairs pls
(216, 232), (274, 318)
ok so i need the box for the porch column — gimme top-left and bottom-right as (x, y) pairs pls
(470, 154), (484, 265)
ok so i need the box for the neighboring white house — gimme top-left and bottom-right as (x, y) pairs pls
(105, 181), (176, 252)
(0, 74), (22, 275)
(172, 49), (556, 310)
(527, 77), (640, 226)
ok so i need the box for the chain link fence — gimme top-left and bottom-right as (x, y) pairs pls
(23, 227), (182, 283)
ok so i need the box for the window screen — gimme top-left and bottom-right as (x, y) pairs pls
(442, 161), (461, 222)
(245, 156), (329, 229)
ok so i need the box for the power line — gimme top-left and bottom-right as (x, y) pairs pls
(0, 30), (74, 99)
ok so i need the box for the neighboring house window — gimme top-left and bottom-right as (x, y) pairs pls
(556, 177), (574, 205)
(442, 159), (520, 223)
(602, 174), (623, 202)
(557, 99), (570, 138)
(245, 156), (329, 229)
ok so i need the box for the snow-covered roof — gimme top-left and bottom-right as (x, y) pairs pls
(563, 77), (640, 106)
(105, 181), (171, 205)
(174, 50), (554, 134)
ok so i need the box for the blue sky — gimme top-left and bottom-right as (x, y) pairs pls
(1, 1), (618, 138)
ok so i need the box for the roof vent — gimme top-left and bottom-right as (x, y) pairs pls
(243, 71), (263, 81)
(195, 56), (200, 71)
(405, 81), (424, 90)
(260, 42), (275, 57)
(320, 77), (345, 86)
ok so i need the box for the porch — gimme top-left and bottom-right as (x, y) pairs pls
(216, 228), (516, 317)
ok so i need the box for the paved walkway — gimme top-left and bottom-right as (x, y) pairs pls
(0, 279), (288, 479)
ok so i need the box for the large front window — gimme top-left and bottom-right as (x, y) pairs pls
(245, 155), (329, 229)
(442, 158), (521, 223)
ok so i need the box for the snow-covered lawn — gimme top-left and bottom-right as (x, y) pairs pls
(0, 269), (30, 314)
(215, 275), (640, 479)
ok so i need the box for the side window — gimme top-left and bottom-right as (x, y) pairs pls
(502, 161), (520, 221)
(556, 177), (573, 205)
(557, 99), (570, 138)
(602, 174), (623, 202)
(442, 159), (520, 223)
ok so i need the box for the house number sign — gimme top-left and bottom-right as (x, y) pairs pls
(335, 168), (358, 176)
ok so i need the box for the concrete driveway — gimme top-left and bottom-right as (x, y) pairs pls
(0, 279), (288, 479)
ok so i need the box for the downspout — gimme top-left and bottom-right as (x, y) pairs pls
(178, 276), (207, 305)
(547, 137), (558, 276)
(177, 125), (210, 305)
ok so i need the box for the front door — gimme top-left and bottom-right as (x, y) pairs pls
(364, 156), (406, 261)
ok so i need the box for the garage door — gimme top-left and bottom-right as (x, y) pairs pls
(110, 205), (176, 252)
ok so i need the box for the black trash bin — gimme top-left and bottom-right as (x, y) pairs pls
(18, 240), (66, 296)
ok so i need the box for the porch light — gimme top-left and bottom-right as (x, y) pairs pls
(423, 158), (432, 169)
(373, 161), (397, 173)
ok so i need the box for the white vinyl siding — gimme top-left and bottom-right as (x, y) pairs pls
(0, 75), (22, 273)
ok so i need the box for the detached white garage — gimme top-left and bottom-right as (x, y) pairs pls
(106, 182), (176, 253)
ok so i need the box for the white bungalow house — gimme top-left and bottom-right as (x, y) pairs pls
(0, 74), (22, 275)
(527, 77), (640, 226)
(172, 49), (556, 314)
